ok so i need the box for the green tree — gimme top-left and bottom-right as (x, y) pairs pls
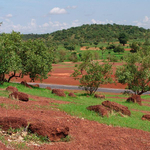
(99, 46), (105, 59)
(0, 31), (53, 83)
(130, 42), (139, 53)
(22, 39), (53, 81)
(59, 50), (66, 62)
(0, 31), (23, 83)
(115, 46), (150, 95)
(94, 41), (99, 48)
(68, 52), (78, 62)
(72, 60), (112, 95)
(118, 33), (128, 46)
(64, 42), (75, 51)
(143, 39), (150, 46)
(106, 44), (116, 50)
(113, 45), (124, 53)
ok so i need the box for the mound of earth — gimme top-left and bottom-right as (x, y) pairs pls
(68, 92), (76, 97)
(0, 117), (27, 131)
(28, 121), (69, 142)
(87, 105), (109, 117)
(52, 89), (66, 97)
(9, 91), (29, 102)
(127, 94), (142, 106)
(102, 100), (131, 116)
(94, 94), (105, 99)
(6, 86), (18, 93)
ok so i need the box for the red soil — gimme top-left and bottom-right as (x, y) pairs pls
(80, 46), (131, 51)
(11, 62), (127, 89)
(1, 93), (150, 150)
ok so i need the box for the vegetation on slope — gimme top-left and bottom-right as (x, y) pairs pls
(22, 24), (150, 44)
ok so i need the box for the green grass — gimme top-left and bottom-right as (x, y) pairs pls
(0, 82), (150, 133)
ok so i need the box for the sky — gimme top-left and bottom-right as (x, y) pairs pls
(0, 0), (150, 34)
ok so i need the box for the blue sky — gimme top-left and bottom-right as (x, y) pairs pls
(0, 0), (150, 34)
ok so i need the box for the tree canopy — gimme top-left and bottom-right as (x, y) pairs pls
(118, 33), (128, 46)
(115, 45), (150, 95)
(0, 31), (53, 83)
(72, 53), (112, 95)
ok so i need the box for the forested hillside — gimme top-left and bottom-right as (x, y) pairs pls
(22, 24), (150, 44)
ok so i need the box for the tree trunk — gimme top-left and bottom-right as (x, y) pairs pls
(7, 71), (21, 82)
(0, 73), (5, 84)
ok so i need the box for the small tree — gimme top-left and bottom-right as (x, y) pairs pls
(113, 45), (124, 53)
(115, 46), (150, 95)
(72, 61), (112, 95)
(68, 52), (78, 62)
(118, 33), (128, 46)
(79, 51), (94, 73)
(59, 50), (66, 62)
(130, 42), (139, 53)
(94, 41), (99, 48)
(99, 46), (105, 59)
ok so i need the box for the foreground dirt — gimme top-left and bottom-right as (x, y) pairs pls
(0, 93), (150, 150)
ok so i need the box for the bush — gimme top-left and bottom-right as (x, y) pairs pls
(113, 46), (124, 53)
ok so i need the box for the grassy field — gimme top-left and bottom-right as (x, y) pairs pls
(0, 82), (150, 133)
(57, 40), (132, 62)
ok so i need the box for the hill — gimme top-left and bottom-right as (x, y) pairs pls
(22, 24), (150, 44)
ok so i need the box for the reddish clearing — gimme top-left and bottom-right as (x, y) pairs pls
(0, 92), (150, 150)
(80, 46), (131, 51)
(12, 62), (127, 89)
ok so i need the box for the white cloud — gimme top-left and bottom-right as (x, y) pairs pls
(0, 14), (13, 23)
(143, 16), (149, 22)
(50, 7), (67, 14)
(91, 19), (97, 24)
(133, 16), (150, 28)
(91, 19), (113, 24)
(30, 19), (36, 27)
(72, 20), (80, 27)
(0, 17), (81, 34)
(42, 23), (49, 27)
(6, 14), (13, 18)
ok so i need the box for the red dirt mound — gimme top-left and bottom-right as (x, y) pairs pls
(52, 89), (66, 97)
(0, 117), (27, 131)
(68, 92), (76, 97)
(6, 86), (18, 93)
(127, 94), (142, 106)
(94, 94), (105, 99)
(102, 100), (131, 116)
(9, 91), (29, 102)
(87, 105), (109, 117)
(28, 121), (69, 142)
(142, 114), (150, 121)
